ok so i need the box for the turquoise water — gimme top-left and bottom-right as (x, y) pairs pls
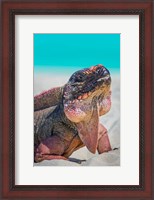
(34, 34), (120, 75)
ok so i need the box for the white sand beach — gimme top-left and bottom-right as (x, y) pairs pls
(34, 74), (120, 166)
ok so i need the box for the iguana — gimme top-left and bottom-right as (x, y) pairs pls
(34, 64), (112, 162)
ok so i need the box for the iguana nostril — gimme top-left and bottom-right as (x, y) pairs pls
(104, 70), (108, 75)
(103, 68), (110, 76)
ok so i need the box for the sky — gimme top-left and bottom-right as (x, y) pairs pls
(34, 34), (120, 76)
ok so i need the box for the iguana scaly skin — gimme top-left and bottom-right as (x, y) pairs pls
(34, 64), (112, 162)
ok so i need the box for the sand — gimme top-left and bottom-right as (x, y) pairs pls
(34, 74), (120, 166)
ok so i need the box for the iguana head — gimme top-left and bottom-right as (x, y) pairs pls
(63, 64), (111, 153)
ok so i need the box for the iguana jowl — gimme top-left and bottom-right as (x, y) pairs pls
(34, 64), (112, 162)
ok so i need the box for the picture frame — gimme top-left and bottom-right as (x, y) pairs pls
(1, 0), (153, 199)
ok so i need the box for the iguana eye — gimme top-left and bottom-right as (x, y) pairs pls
(72, 73), (84, 83)
(69, 72), (84, 83)
(76, 75), (83, 81)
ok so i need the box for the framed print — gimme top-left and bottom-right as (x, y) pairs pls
(1, 0), (154, 199)
(33, 33), (120, 166)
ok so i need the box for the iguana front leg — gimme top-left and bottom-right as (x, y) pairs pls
(97, 123), (112, 154)
(34, 130), (83, 162)
(34, 135), (67, 162)
(63, 134), (84, 158)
